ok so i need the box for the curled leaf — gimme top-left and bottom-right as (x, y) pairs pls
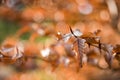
(56, 26), (83, 42)
(101, 44), (114, 68)
(12, 46), (23, 59)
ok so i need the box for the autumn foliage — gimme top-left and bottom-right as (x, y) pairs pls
(0, 0), (120, 80)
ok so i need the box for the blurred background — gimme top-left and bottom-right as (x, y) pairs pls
(0, 0), (120, 80)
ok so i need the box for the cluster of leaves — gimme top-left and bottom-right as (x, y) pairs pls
(55, 26), (120, 70)
(0, 0), (120, 74)
(1, 1), (120, 80)
(0, 25), (120, 72)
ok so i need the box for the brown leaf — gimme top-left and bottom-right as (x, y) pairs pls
(81, 31), (101, 45)
(101, 44), (114, 68)
(113, 44), (120, 63)
(113, 44), (120, 53)
(81, 30), (101, 53)
(73, 38), (86, 68)
(56, 26), (83, 42)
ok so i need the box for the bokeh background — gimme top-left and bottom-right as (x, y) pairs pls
(0, 0), (120, 80)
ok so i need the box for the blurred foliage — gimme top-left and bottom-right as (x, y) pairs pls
(0, 19), (20, 43)
(20, 32), (31, 40)
(0, 0), (120, 80)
